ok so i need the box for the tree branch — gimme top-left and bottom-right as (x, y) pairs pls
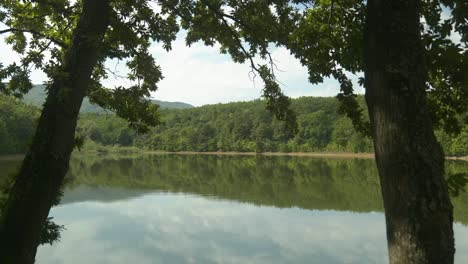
(328, 0), (335, 26)
(0, 27), (66, 48)
(199, 0), (258, 69)
(29, 0), (75, 16)
(199, 0), (282, 79)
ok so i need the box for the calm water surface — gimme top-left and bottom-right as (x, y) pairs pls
(1, 154), (467, 264)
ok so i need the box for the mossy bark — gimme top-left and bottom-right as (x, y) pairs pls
(364, 0), (455, 263)
(0, 1), (110, 263)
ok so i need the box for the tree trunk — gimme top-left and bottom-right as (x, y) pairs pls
(0, 1), (110, 263)
(364, 0), (455, 263)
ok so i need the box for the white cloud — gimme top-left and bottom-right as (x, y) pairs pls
(0, 38), (48, 83)
(1, 31), (343, 106)
(141, 35), (358, 106)
(38, 193), (389, 264)
(1, 20), (371, 107)
(36, 190), (468, 264)
(102, 33), (365, 106)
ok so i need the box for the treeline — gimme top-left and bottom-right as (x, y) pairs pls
(78, 97), (375, 153)
(0, 94), (467, 156)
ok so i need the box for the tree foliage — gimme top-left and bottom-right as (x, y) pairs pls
(283, 0), (467, 136)
(75, 97), (374, 153)
(0, 0), (304, 134)
(0, 0), (178, 132)
(2, 95), (467, 156)
(1, 0), (464, 136)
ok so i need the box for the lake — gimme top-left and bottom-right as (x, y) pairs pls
(1, 154), (467, 263)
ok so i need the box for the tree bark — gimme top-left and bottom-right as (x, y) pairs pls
(0, 1), (110, 263)
(364, 0), (455, 263)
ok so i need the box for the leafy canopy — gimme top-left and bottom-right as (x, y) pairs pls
(0, 0), (466, 134)
(285, 0), (467, 134)
(0, 0), (302, 133)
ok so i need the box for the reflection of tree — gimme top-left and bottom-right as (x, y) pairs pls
(1, 156), (467, 225)
(63, 155), (468, 224)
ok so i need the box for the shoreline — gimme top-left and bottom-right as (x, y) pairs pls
(447, 156), (468, 161)
(148, 151), (376, 159)
(150, 151), (468, 161)
(0, 154), (26, 161)
(2, 151), (467, 161)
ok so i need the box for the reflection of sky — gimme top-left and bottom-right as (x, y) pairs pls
(34, 191), (468, 264)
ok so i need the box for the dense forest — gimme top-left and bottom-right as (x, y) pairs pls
(0, 91), (466, 156)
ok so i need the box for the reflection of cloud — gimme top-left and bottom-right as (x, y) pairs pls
(455, 224), (468, 264)
(37, 193), (468, 264)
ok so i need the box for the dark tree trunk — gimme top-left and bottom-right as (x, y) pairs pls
(364, 0), (455, 263)
(0, 0), (110, 263)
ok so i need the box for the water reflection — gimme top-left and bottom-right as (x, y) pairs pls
(1, 154), (467, 263)
(65, 155), (385, 212)
(36, 192), (468, 264)
(37, 194), (390, 264)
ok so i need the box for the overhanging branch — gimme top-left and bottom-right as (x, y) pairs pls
(0, 28), (67, 48)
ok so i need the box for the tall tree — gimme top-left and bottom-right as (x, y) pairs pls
(286, 0), (466, 263)
(0, 1), (113, 262)
(364, 1), (455, 262)
(170, 0), (466, 263)
(0, 0), (177, 262)
(0, 1), (295, 262)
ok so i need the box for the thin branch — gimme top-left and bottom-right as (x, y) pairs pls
(328, 0), (335, 26)
(0, 27), (67, 48)
(163, 0), (283, 87)
(19, 2), (32, 14)
(203, 0), (293, 90)
(268, 52), (276, 76)
(204, 1), (293, 90)
(218, 12), (251, 30)
(26, 39), (53, 68)
(270, 57), (286, 73)
(104, 67), (127, 79)
(199, 0), (258, 69)
(29, 0), (75, 16)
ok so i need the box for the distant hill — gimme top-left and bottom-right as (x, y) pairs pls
(22, 85), (193, 112)
(151, 99), (193, 110)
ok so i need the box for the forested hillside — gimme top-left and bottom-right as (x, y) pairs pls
(0, 94), (466, 156)
(22, 85), (193, 112)
(77, 96), (376, 153)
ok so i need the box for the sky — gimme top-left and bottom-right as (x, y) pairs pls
(1, 6), (459, 107)
(105, 33), (364, 106)
(0, 31), (363, 107)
